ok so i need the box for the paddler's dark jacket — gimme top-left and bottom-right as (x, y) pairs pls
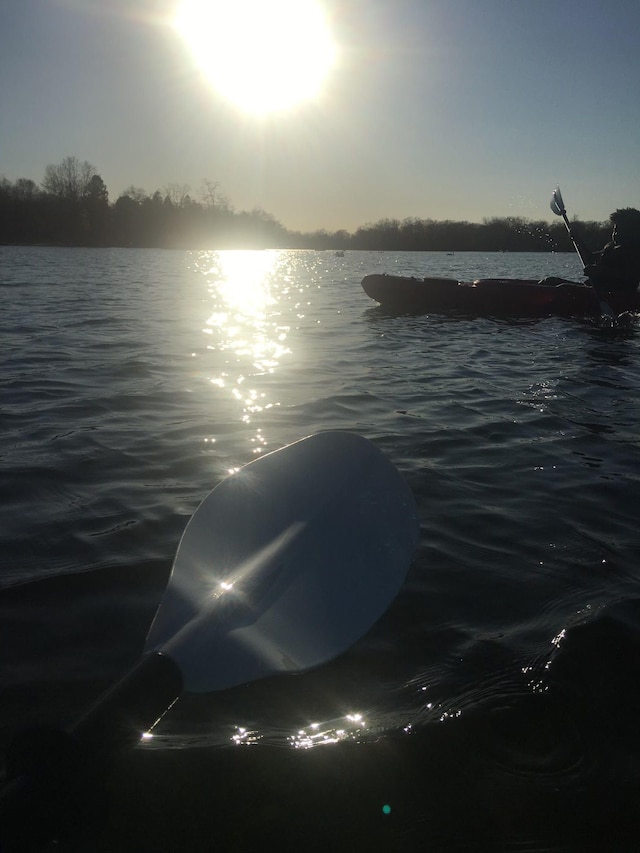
(583, 241), (640, 293)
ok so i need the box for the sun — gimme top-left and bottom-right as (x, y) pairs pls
(174, 0), (336, 115)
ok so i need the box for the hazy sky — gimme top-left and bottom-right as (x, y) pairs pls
(2, 0), (640, 233)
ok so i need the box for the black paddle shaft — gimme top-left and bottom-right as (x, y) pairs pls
(70, 651), (183, 754)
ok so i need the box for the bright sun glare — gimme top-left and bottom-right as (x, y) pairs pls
(174, 0), (336, 114)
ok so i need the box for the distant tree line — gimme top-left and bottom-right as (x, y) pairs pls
(0, 155), (611, 252)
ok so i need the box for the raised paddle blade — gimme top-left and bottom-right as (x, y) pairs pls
(144, 431), (419, 693)
(550, 186), (565, 217)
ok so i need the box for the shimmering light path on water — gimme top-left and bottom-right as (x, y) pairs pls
(2, 247), (640, 850)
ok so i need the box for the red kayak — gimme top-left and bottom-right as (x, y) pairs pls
(361, 274), (640, 318)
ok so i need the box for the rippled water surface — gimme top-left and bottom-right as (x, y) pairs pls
(2, 247), (640, 851)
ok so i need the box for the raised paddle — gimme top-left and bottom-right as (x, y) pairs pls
(1, 431), (419, 849)
(550, 185), (615, 319)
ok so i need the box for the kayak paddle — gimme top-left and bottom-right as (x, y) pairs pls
(550, 185), (615, 319)
(1, 431), (419, 849)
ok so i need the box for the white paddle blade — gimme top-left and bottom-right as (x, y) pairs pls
(144, 432), (419, 693)
(550, 186), (565, 217)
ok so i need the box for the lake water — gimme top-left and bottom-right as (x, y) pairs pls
(2, 246), (640, 851)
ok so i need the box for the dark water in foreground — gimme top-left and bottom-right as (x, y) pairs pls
(2, 247), (640, 851)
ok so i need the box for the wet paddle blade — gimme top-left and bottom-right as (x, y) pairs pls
(144, 431), (419, 693)
(550, 185), (565, 217)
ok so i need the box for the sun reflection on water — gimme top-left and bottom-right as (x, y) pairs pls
(228, 713), (369, 749)
(196, 250), (293, 449)
(288, 713), (367, 750)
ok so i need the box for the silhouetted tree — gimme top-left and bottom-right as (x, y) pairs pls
(163, 183), (191, 207)
(40, 156), (109, 244)
(201, 179), (231, 212)
(84, 174), (110, 244)
(42, 156), (97, 202)
(113, 193), (145, 246)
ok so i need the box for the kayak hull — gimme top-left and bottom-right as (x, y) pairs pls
(361, 274), (640, 318)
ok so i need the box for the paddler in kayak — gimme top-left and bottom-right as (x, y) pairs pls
(582, 207), (640, 293)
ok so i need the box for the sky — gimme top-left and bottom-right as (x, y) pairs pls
(2, 0), (640, 234)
